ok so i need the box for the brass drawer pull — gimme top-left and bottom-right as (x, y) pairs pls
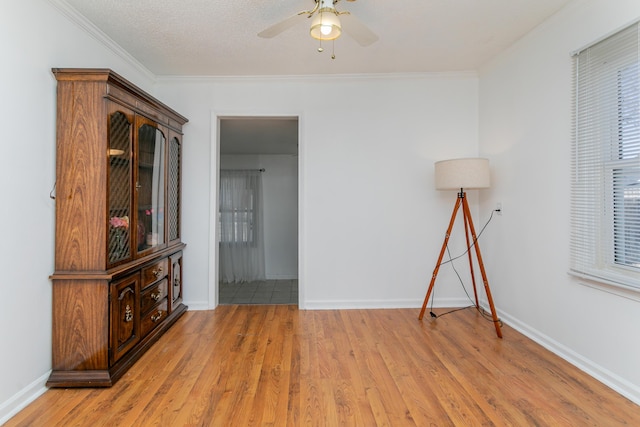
(150, 292), (161, 301)
(152, 267), (163, 278)
(124, 304), (133, 322)
(151, 311), (163, 322)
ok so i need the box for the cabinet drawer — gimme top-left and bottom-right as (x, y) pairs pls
(141, 258), (168, 288)
(140, 278), (168, 314)
(141, 299), (168, 337)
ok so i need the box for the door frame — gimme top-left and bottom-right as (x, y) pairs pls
(208, 112), (304, 308)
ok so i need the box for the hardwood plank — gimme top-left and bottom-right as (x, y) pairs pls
(415, 310), (542, 425)
(285, 307), (301, 427)
(298, 310), (325, 426)
(356, 310), (457, 425)
(249, 305), (293, 425)
(320, 311), (376, 426)
(197, 305), (270, 425)
(339, 310), (416, 425)
(5, 306), (640, 426)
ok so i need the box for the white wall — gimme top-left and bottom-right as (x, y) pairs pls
(0, 0), (159, 423)
(220, 154), (299, 280)
(479, 0), (640, 404)
(156, 74), (480, 311)
(262, 155), (298, 279)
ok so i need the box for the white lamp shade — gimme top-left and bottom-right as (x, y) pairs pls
(310, 9), (342, 41)
(434, 158), (490, 190)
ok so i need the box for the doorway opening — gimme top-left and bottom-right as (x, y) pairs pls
(217, 117), (299, 305)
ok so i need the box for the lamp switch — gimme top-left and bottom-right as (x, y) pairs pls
(496, 202), (502, 215)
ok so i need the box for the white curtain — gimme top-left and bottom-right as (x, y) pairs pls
(219, 170), (266, 283)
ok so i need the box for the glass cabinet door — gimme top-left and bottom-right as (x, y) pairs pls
(107, 108), (133, 265)
(136, 119), (166, 254)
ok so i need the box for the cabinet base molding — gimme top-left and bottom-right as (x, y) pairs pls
(46, 371), (113, 388)
(47, 304), (187, 388)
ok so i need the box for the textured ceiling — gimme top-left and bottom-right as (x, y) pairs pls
(60, 0), (573, 77)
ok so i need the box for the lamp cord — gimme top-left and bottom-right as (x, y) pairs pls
(438, 208), (497, 268)
(429, 208), (503, 326)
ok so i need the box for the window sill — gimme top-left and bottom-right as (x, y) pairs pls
(568, 270), (640, 303)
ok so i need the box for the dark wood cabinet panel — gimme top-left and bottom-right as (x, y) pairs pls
(110, 274), (140, 364)
(170, 251), (184, 312)
(51, 279), (109, 371)
(48, 68), (188, 388)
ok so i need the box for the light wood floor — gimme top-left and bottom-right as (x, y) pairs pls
(6, 306), (640, 426)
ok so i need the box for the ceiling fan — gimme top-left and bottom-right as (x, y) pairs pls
(258, 0), (378, 54)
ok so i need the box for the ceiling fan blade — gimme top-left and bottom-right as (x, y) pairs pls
(340, 13), (379, 47)
(258, 12), (310, 38)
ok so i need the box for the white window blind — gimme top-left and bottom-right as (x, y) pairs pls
(571, 22), (640, 289)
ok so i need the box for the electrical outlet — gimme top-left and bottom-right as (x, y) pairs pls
(496, 202), (502, 215)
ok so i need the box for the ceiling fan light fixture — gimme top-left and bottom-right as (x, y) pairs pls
(310, 8), (341, 41)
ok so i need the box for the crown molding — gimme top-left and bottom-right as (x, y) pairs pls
(156, 70), (478, 85)
(47, 0), (156, 82)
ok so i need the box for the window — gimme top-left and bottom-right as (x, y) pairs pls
(571, 22), (640, 289)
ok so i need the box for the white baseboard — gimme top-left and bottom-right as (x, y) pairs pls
(498, 308), (640, 406)
(302, 297), (468, 310)
(0, 371), (49, 426)
(182, 300), (211, 311)
(265, 274), (298, 280)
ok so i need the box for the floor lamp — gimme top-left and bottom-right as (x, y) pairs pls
(418, 158), (502, 338)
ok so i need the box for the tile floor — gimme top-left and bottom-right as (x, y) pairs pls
(219, 279), (298, 305)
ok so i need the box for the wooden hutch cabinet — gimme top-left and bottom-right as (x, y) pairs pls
(48, 68), (188, 387)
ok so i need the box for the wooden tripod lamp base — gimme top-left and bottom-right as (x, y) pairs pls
(419, 158), (502, 338)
